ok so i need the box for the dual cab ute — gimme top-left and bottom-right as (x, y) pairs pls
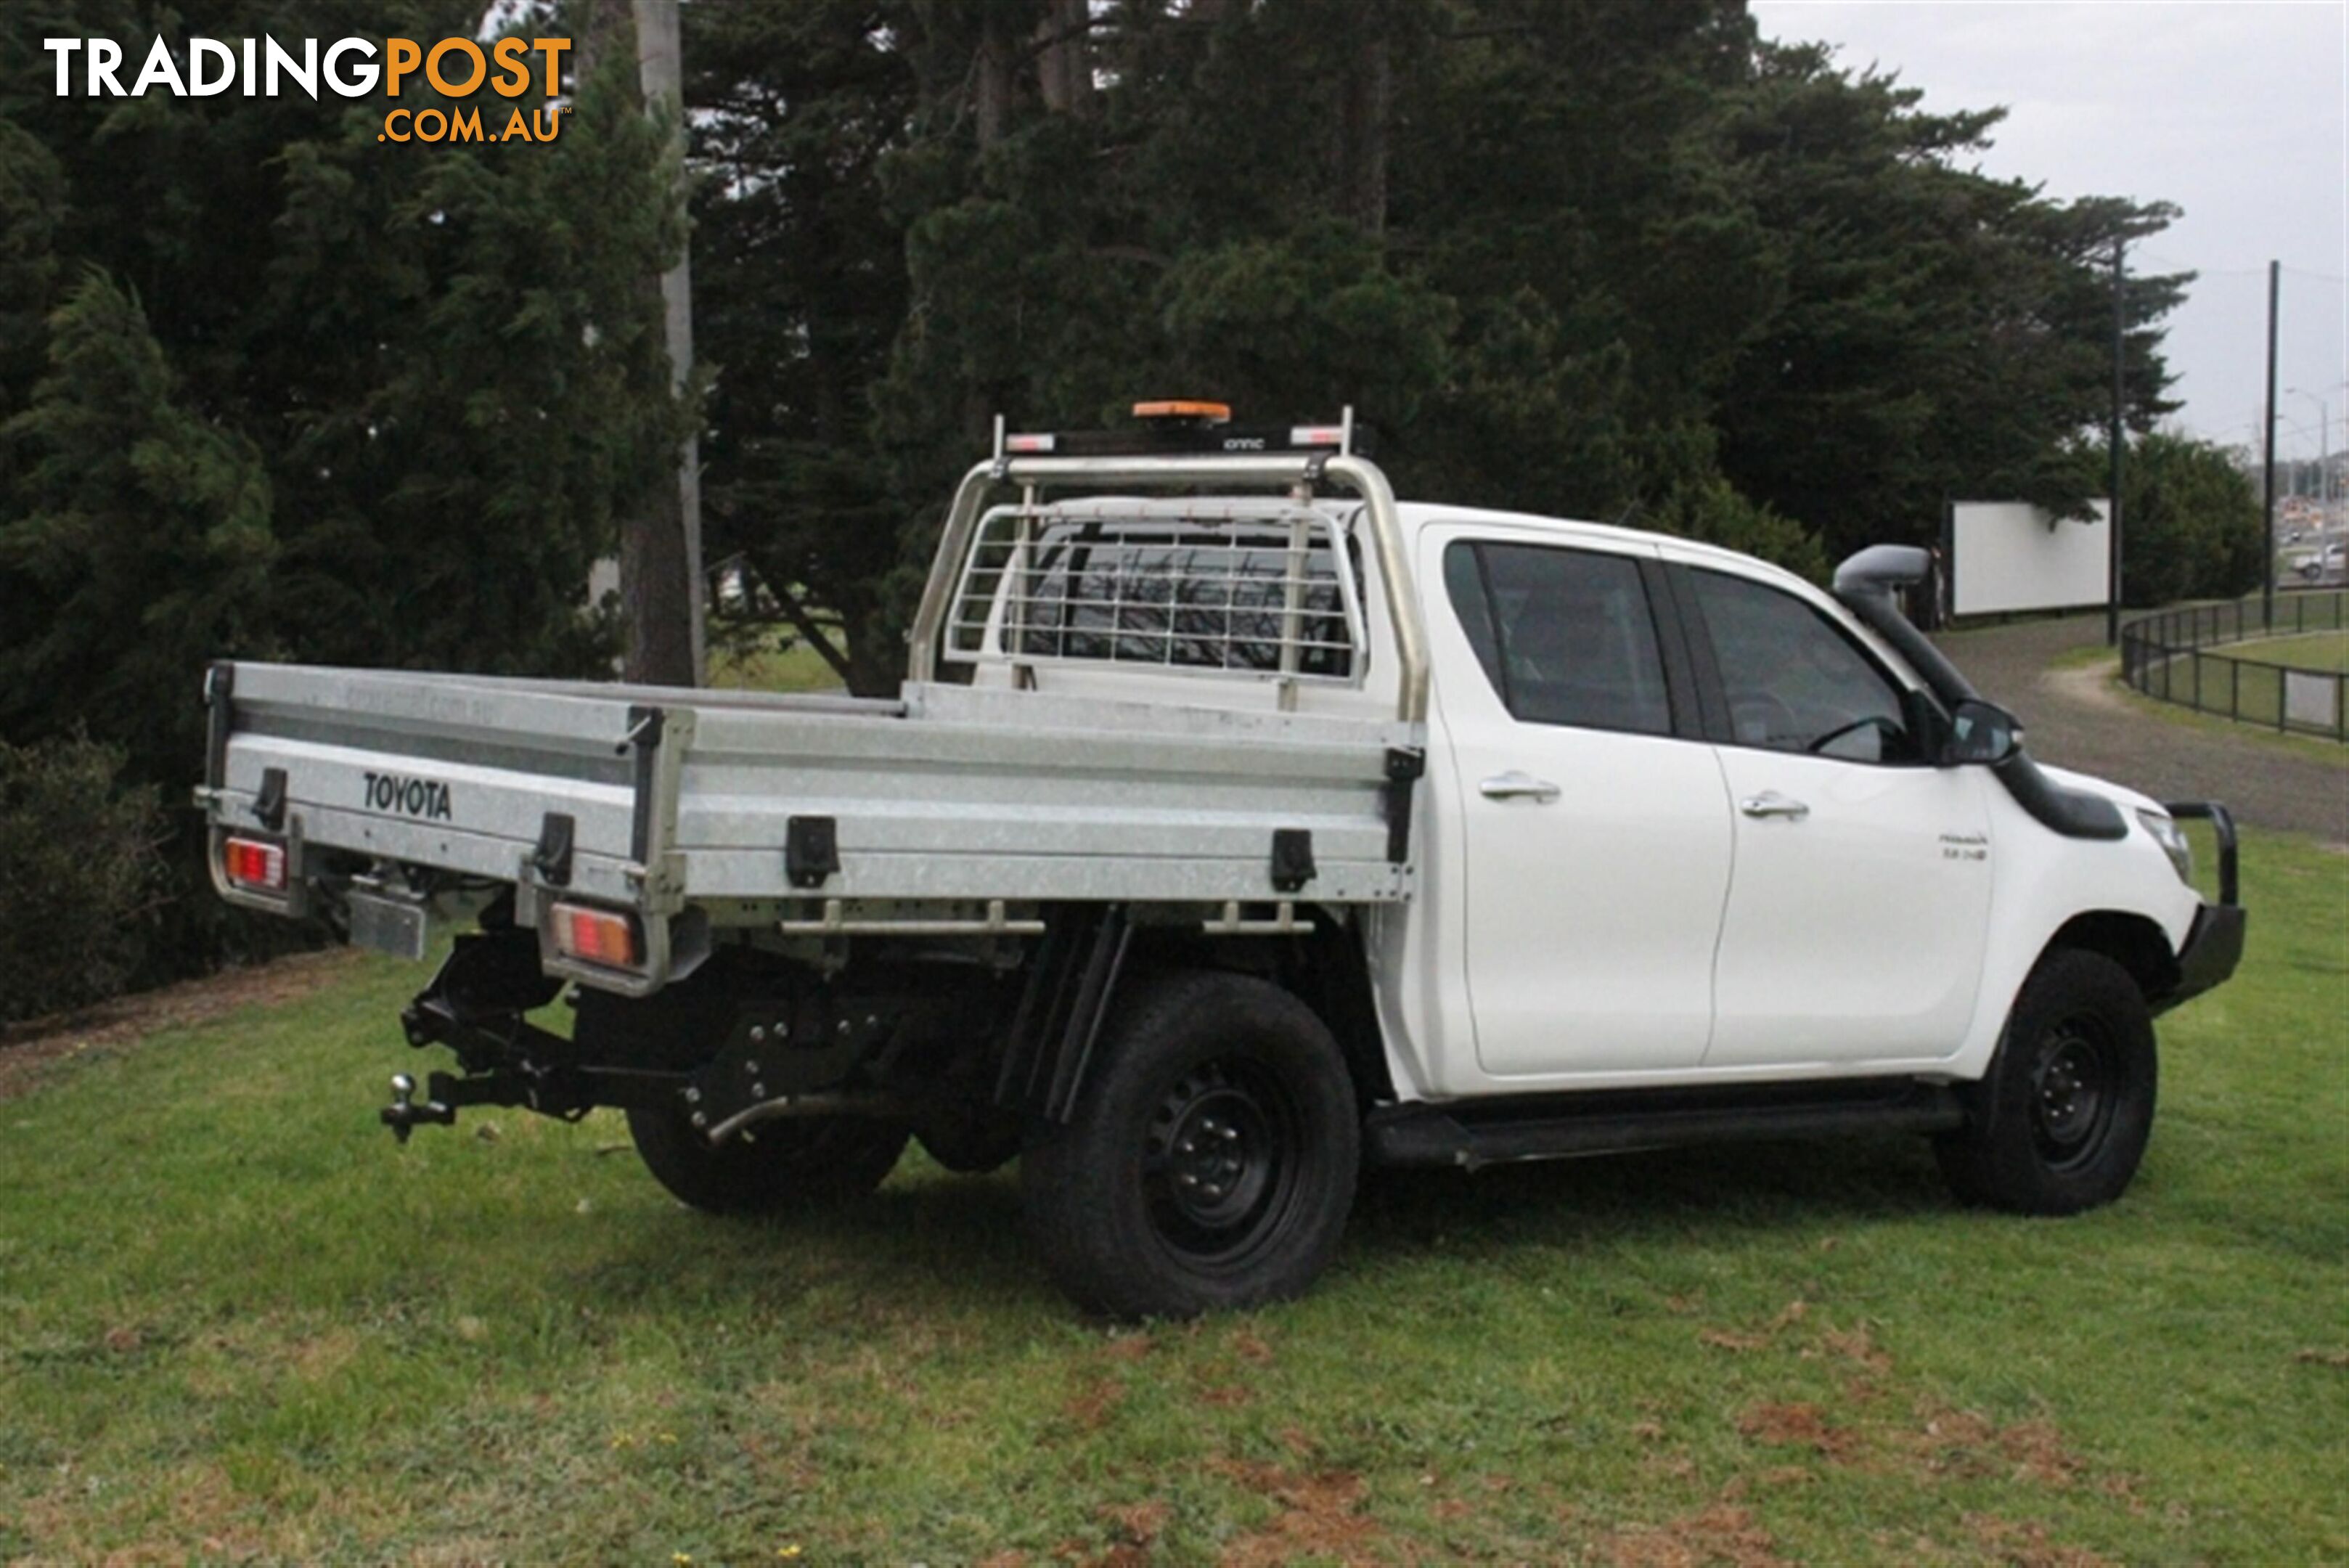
(200, 409), (2244, 1318)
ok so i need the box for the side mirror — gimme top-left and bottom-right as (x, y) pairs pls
(1944, 698), (2021, 767)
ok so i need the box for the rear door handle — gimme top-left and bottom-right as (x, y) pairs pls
(1479, 771), (1561, 803)
(1739, 790), (1810, 821)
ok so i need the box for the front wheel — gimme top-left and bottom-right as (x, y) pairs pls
(1021, 970), (1360, 1320)
(1935, 947), (2157, 1214)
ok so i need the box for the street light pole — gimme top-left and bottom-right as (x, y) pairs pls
(2286, 391), (2328, 509)
(2293, 382), (2349, 511)
(2262, 260), (2279, 627)
(2106, 234), (2125, 645)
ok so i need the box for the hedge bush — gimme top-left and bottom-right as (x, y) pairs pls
(0, 733), (166, 1024)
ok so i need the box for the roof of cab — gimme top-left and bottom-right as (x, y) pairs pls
(1391, 499), (1812, 595)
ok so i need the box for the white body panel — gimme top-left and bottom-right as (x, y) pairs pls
(1368, 505), (2204, 1101)
(1946, 764), (2202, 1080)
(1419, 522), (1733, 1077)
(1704, 750), (1993, 1067)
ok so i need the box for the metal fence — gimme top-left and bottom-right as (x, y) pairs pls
(2119, 590), (2348, 742)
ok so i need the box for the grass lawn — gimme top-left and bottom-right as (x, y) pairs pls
(2, 832), (2343, 1563)
(706, 636), (846, 695)
(2063, 649), (2349, 768)
(2138, 646), (2345, 739)
(2227, 631), (2349, 674)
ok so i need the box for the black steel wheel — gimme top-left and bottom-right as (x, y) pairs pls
(627, 1103), (909, 1215)
(2029, 1017), (2119, 1174)
(1021, 970), (1359, 1320)
(1937, 947), (2157, 1215)
(1143, 1058), (1304, 1273)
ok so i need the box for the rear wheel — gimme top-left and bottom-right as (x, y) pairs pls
(1021, 970), (1359, 1320)
(1935, 948), (2157, 1214)
(626, 1103), (908, 1214)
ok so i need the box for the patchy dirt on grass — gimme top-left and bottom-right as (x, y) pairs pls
(0, 949), (359, 1104)
(1061, 1375), (1127, 1434)
(1963, 1511), (2120, 1568)
(1212, 1456), (1384, 1568)
(1087, 1498), (1171, 1565)
(1734, 1402), (1857, 1462)
(1696, 1299), (1812, 1355)
(1874, 1404), (2096, 1492)
(1596, 1500), (1790, 1568)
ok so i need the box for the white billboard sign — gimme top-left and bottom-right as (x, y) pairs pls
(1948, 500), (2111, 616)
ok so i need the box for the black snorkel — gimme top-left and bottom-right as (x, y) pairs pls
(1832, 546), (2125, 841)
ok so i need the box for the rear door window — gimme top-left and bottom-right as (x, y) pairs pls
(1443, 541), (1673, 736)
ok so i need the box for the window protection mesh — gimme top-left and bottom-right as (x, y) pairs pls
(946, 505), (1366, 682)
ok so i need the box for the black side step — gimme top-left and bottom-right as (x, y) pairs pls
(1365, 1079), (1965, 1171)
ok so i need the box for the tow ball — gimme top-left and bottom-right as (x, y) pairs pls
(380, 1072), (456, 1144)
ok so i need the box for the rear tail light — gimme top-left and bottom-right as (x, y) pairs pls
(550, 901), (640, 968)
(222, 836), (287, 892)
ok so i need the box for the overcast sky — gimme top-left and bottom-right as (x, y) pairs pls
(1750, 0), (2349, 462)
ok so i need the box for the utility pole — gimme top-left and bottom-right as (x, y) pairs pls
(634, 0), (706, 684)
(2106, 235), (2125, 645)
(2288, 390), (2331, 509)
(2262, 259), (2280, 626)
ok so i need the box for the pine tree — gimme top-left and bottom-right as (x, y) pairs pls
(0, 274), (274, 787)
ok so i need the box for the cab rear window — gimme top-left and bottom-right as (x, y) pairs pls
(1443, 541), (1672, 736)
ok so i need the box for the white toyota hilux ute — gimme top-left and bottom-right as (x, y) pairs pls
(199, 412), (2244, 1318)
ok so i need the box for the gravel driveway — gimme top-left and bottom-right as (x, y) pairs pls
(1935, 614), (2348, 844)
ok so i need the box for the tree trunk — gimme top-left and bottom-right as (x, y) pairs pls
(575, 0), (631, 87)
(975, 9), (1016, 150)
(621, 475), (697, 686)
(1035, 0), (1095, 119)
(1339, 3), (1391, 235)
(843, 616), (903, 700)
(576, 0), (695, 687)
(631, 0), (703, 686)
(579, 0), (700, 687)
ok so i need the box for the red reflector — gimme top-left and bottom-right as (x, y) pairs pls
(552, 902), (640, 968)
(222, 836), (286, 891)
(1004, 432), (1056, 453)
(1288, 425), (1345, 447)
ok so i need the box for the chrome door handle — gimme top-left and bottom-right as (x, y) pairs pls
(1479, 771), (1561, 803)
(1739, 791), (1810, 821)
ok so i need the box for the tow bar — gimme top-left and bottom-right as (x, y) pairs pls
(380, 1072), (455, 1144)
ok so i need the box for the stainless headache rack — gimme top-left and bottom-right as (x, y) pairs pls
(944, 499), (1370, 686)
(909, 410), (1431, 725)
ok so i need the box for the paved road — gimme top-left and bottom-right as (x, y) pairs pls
(1935, 614), (2348, 844)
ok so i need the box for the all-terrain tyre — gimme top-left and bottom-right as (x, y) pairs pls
(1935, 947), (2157, 1214)
(1021, 969), (1360, 1320)
(626, 1104), (909, 1214)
